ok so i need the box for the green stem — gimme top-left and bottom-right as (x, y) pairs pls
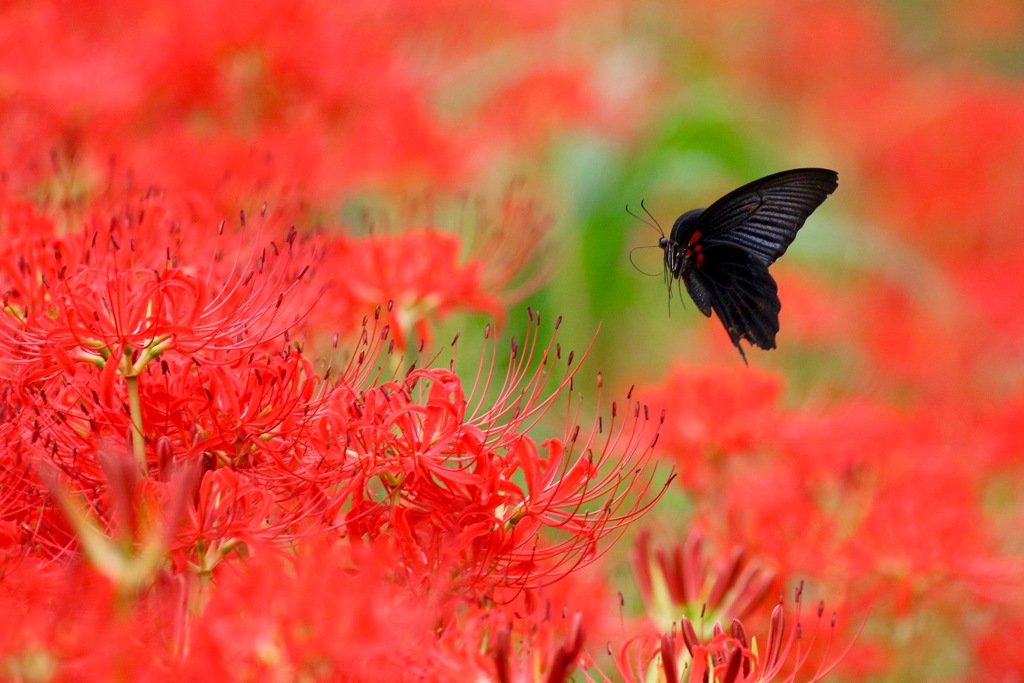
(125, 375), (147, 475)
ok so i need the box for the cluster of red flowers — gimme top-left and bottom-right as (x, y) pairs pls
(0, 178), (682, 678)
(0, 1), (693, 680)
(0, 0), (631, 206)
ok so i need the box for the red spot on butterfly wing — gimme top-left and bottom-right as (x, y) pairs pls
(685, 243), (704, 266)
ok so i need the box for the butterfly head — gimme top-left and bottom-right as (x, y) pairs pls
(660, 237), (687, 281)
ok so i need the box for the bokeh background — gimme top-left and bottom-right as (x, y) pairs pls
(3, 0), (1024, 680)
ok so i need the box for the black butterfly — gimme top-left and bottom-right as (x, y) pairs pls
(639, 168), (838, 363)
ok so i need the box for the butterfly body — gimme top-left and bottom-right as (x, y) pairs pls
(657, 168), (838, 362)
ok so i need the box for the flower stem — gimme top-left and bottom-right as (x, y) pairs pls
(125, 375), (147, 475)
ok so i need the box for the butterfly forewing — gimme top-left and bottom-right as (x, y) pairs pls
(685, 168), (838, 266)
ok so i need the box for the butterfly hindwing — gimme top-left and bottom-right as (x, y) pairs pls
(682, 168), (838, 266)
(683, 243), (781, 363)
(681, 265), (713, 317)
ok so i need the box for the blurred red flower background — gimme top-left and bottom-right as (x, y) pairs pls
(0, 0), (1022, 680)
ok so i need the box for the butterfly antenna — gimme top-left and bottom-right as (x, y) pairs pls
(628, 245), (663, 276)
(640, 199), (666, 236)
(625, 200), (665, 238)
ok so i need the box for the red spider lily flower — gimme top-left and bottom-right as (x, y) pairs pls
(490, 611), (586, 683)
(0, 192), (320, 551)
(19, 229), (313, 379)
(0, 559), (182, 682)
(0, 197), (80, 318)
(39, 443), (199, 598)
(0, 192), (319, 475)
(0, 537), (441, 680)
(839, 454), (1004, 617)
(0, 192), (670, 676)
(0, 191), (317, 380)
(632, 530), (776, 631)
(0, 185), (671, 596)
(425, 554), (624, 680)
(471, 66), (602, 150)
(320, 229), (503, 350)
(0, 0), (637, 207)
(333, 312), (672, 595)
(638, 348), (1022, 678)
(187, 540), (599, 681)
(615, 584), (851, 683)
(142, 349), (324, 472)
(642, 363), (782, 489)
(304, 188), (552, 353)
(444, 187), (554, 304)
(971, 611), (1024, 680)
(179, 539), (448, 680)
(0, 301), (670, 680)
